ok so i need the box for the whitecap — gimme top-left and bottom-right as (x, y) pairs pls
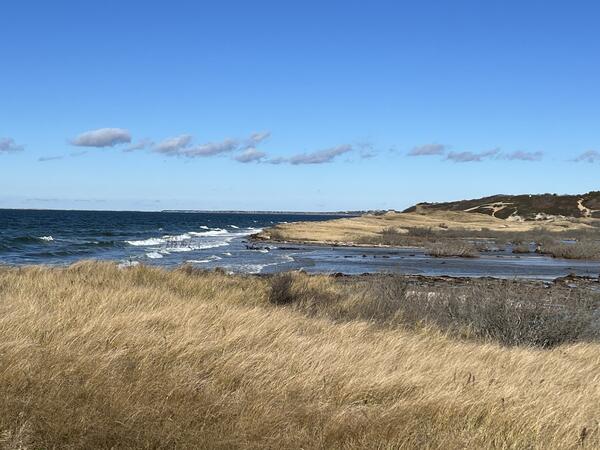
(165, 240), (232, 252)
(163, 233), (192, 242)
(126, 237), (165, 246)
(38, 236), (54, 241)
(236, 264), (267, 274)
(118, 260), (140, 268)
(186, 255), (222, 264)
(188, 229), (229, 237)
(229, 225), (239, 229)
(146, 252), (163, 259)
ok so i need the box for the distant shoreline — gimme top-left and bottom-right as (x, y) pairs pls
(161, 210), (365, 216)
(0, 208), (365, 215)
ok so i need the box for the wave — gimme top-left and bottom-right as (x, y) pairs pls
(226, 262), (279, 274)
(188, 229), (229, 237)
(126, 237), (165, 246)
(146, 252), (164, 259)
(129, 229), (231, 244)
(125, 228), (251, 248)
(186, 255), (222, 264)
(0, 235), (57, 252)
(9, 235), (52, 244)
(164, 240), (232, 252)
(229, 225), (239, 229)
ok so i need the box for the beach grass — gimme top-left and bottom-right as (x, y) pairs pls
(1, 262), (600, 448)
(258, 212), (600, 260)
(255, 210), (599, 246)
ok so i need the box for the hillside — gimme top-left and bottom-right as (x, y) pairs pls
(404, 191), (600, 220)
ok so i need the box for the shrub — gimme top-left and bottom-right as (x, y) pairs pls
(511, 244), (531, 254)
(374, 227), (410, 246)
(268, 273), (297, 305)
(426, 242), (479, 258)
(346, 276), (599, 348)
(407, 227), (435, 237)
(537, 242), (600, 260)
(267, 228), (287, 241)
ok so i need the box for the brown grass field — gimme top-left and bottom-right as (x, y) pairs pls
(255, 210), (597, 246)
(256, 211), (600, 259)
(2, 263), (600, 448)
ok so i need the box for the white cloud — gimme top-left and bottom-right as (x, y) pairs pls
(245, 131), (270, 148)
(503, 150), (543, 161)
(235, 148), (266, 163)
(0, 138), (24, 153)
(408, 144), (446, 156)
(573, 150), (600, 163)
(446, 148), (500, 162)
(71, 128), (131, 147)
(184, 138), (239, 157)
(154, 135), (193, 154)
(153, 132), (270, 158)
(289, 145), (353, 165)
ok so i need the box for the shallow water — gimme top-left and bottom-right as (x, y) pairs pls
(280, 244), (600, 280)
(1, 209), (599, 279)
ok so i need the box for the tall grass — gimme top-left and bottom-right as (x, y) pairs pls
(360, 225), (600, 260)
(537, 241), (600, 260)
(2, 263), (600, 448)
(426, 241), (480, 258)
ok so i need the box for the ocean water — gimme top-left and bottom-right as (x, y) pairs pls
(0, 209), (347, 273)
(1, 209), (599, 279)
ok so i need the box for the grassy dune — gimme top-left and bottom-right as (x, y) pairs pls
(1, 263), (600, 448)
(256, 211), (600, 259)
(256, 210), (596, 246)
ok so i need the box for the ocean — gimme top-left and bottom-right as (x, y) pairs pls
(0, 209), (347, 272)
(1, 209), (599, 278)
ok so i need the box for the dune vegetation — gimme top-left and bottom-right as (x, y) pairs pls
(1, 263), (600, 448)
(255, 210), (597, 246)
(258, 212), (600, 260)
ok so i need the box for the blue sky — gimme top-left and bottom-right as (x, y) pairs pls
(1, 0), (599, 211)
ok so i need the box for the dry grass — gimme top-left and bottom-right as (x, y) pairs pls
(254, 210), (597, 245)
(511, 243), (533, 254)
(537, 241), (600, 260)
(2, 263), (600, 448)
(257, 213), (600, 260)
(425, 241), (480, 258)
